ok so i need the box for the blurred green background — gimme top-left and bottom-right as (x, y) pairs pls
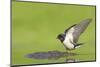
(12, 1), (96, 65)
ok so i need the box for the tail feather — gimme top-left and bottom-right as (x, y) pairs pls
(74, 43), (84, 48)
(76, 43), (84, 46)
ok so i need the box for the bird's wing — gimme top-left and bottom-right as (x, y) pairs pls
(64, 24), (77, 34)
(72, 18), (92, 43)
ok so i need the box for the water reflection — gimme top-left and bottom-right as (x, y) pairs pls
(26, 50), (80, 62)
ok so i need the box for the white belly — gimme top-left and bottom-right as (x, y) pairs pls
(63, 36), (74, 49)
(63, 28), (74, 49)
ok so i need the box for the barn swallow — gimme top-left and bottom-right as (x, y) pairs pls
(57, 18), (92, 50)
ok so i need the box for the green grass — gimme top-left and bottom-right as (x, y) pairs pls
(12, 1), (96, 65)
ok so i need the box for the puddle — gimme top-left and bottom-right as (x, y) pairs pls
(25, 50), (80, 62)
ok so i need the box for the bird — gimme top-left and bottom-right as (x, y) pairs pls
(57, 18), (92, 51)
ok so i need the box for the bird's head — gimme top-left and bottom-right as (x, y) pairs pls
(57, 34), (65, 42)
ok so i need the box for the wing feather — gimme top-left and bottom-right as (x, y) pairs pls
(64, 24), (76, 34)
(72, 18), (92, 43)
